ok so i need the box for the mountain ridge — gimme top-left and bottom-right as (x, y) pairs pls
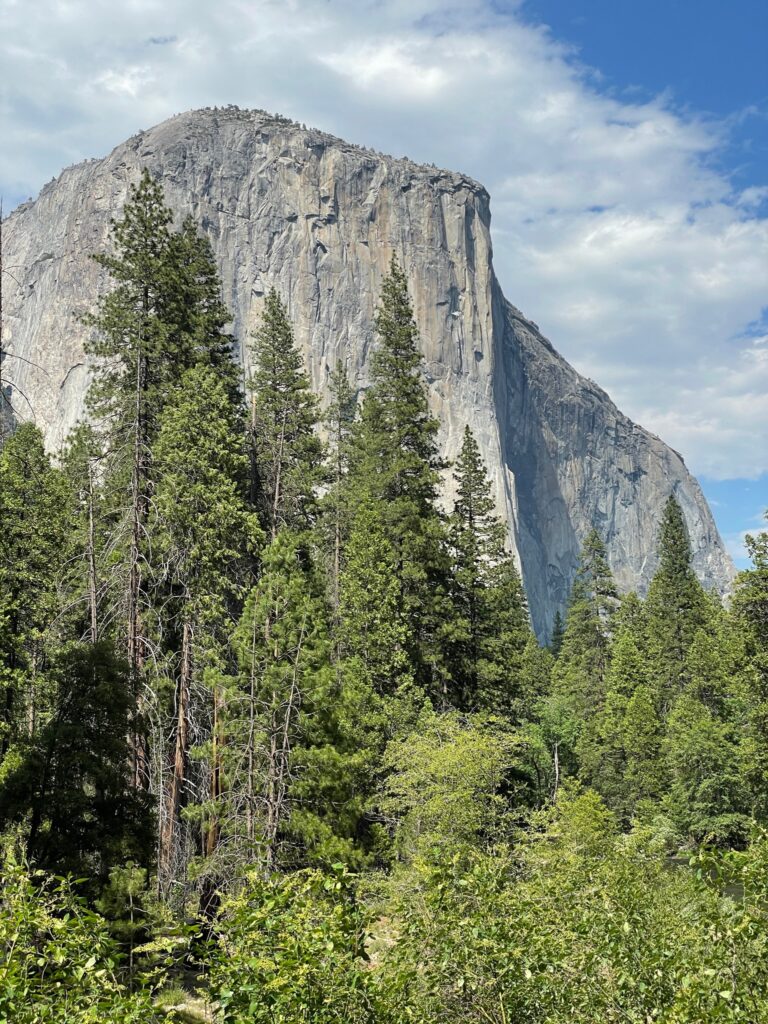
(1, 105), (733, 637)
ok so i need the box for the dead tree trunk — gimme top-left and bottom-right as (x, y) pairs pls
(159, 619), (192, 888)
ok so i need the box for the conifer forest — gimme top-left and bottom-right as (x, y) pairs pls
(2, 172), (768, 1023)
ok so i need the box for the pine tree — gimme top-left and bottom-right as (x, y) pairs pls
(58, 422), (106, 644)
(163, 217), (240, 393)
(228, 531), (332, 875)
(0, 641), (153, 883)
(150, 365), (262, 891)
(731, 514), (768, 657)
(248, 290), (324, 537)
(346, 257), (448, 693)
(322, 361), (357, 620)
(547, 529), (618, 769)
(645, 495), (710, 704)
(337, 505), (414, 698)
(0, 424), (69, 757)
(85, 171), (239, 784)
(581, 628), (663, 818)
(447, 426), (506, 706)
(730, 515), (768, 819)
(550, 611), (565, 658)
(443, 424), (535, 710)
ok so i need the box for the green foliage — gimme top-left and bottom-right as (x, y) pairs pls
(209, 866), (384, 1024)
(0, 860), (164, 1023)
(380, 791), (768, 1023)
(380, 708), (521, 863)
(446, 426), (532, 711)
(580, 627), (664, 817)
(337, 504), (414, 698)
(152, 363), (261, 641)
(248, 289), (324, 535)
(226, 531), (350, 871)
(346, 258), (448, 695)
(0, 642), (152, 881)
(85, 170), (236, 440)
(0, 424), (69, 751)
(646, 494), (711, 698)
(545, 529), (618, 773)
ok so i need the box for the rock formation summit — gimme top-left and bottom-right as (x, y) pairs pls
(1, 106), (733, 638)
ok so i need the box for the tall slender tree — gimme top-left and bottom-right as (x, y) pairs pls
(0, 424), (68, 757)
(346, 257), (448, 694)
(544, 529), (618, 774)
(645, 495), (710, 705)
(446, 425), (530, 711)
(150, 365), (261, 891)
(229, 531), (332, 875)
(248, 290), (324, 538)
(322, 361), (357, 621)
(85, 170), (239, 786)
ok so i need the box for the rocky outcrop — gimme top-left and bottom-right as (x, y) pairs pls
(1, 106), (733, 638)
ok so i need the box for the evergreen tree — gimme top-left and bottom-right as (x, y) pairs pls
(0, 424), (68, 757)
(0, 641), (152, 883)
(337, 505), (414, 698)
(164, 216), (240, 393)
(446, 425), (530, 709)
(346, 257), (448, 694)
(581, 628), (663, 818)
(732, 516), (768, 648)
(731, 516), (768, 819)
(227, 531), (332, 874)
(664, 690), (747, 848)
(321, 361), (357, 619)
(480, 558), (533, 715)
(58, 422), (106, 643)
(248, 290), (324, 537)
(545, 529), (618, 772)
(85, 171), (239, 784)
(645, 495), (710, 704)
(150, 365), (262, 891)
(550, 611), (565, 658)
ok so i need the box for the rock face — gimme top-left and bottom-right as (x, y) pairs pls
(1, 106), (733, 638)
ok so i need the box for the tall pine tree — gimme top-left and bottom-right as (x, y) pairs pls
(345, 257), (448, 695)
(446, 425), (531, 711)
(150, 364), (261, 891)
(85, 170), (239, 785)
(645, 494), (710, 706)
(248, 290), (324, 538)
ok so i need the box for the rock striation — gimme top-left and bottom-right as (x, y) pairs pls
(1, 106), (733, 638)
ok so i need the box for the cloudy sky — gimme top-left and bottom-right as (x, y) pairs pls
(1, 0), (766, 562)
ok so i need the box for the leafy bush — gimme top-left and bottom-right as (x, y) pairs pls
(379, 790), (768, 1023)
(0, 860), (165, 1023)
(209, 865), (388, 1024)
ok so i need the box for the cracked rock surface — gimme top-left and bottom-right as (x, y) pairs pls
(1, 106), (733, 638)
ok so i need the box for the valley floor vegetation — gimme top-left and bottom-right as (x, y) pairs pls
(1, 171), (767, 1022)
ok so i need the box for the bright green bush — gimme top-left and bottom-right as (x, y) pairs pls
(209, 865), (388, 1024)
(379, 791), (768, 1023)
(0, 861), (165, 1023)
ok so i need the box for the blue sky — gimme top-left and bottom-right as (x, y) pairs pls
(518, 0), (768, 562)
(1, 0), (766, 565)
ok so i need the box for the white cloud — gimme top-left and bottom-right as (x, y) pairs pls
(0, 0), (766, 479)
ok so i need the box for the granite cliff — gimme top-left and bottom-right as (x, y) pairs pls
(1, 106), (733, 638)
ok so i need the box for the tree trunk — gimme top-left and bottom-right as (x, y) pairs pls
(159, 619), (192, 888)
(128, 328), (149, 788)
(87, 458), (99, 643)
(270, 408), (287, 540)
